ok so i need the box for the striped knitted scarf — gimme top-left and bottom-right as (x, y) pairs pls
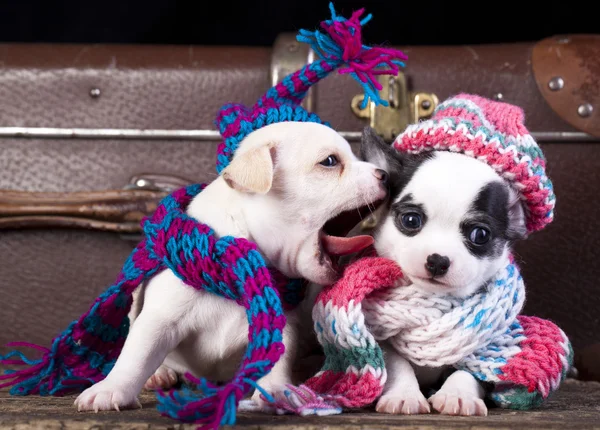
(0, 4), (409, 428)
(0, 184), (305, 429)
(1, 5), (409, 429)
(274, 253), (573, 415)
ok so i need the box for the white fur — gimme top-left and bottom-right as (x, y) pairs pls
(375, 152), (512, 298)
(74, 121), (387, 413)
(373, 152), (525, 417)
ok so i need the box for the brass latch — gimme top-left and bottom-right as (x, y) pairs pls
(350, 73), (438, 232)
(351, 72), (439, 142)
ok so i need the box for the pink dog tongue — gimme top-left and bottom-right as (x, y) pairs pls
(322, 234), (374, 256)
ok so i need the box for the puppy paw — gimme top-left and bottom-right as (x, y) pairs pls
(249, 387), (277, 414)
(74, 380), (141, 412)
(376, 390), (431, 415)
(237, 399), (264, 412)
(143, 365), (178, 391)
(428, 391), (487, 416)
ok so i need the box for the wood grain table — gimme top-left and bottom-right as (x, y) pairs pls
(1, 379), (599, 429)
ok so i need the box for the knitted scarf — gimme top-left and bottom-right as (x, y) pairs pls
(0, 184), (305, 429)
(0, 4), (411, 428)
(273, 253), (573, 415)
(1, 4), (410, 428)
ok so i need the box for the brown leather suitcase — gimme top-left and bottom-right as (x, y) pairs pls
(0, 35), (598, 372)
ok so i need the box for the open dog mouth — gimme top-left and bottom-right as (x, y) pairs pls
(318, 199), (384, 274)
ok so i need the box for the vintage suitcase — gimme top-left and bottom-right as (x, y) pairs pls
(0, 35), (598, 374)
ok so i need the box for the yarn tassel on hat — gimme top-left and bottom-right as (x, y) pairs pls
(215, 2), (408, 174)
(294, 2), (406, 109)
(1, 3), (408, 428)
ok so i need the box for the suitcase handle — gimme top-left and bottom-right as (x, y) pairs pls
(0, 174), (193, 233)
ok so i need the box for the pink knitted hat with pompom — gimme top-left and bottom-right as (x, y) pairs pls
(393, 93), (555, 234)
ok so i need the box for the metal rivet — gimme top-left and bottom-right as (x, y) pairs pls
(288, 43), (298, 52)
(135, 178), (151, 188)
(548, 77), (564, 91)
(89, 88), (101, 98)
(421, 100), (431, 110)
(494, 93), (504, 101)
(577, 103), (593, 118)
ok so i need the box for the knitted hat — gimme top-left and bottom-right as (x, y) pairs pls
(0, 5), (408, 430)
(393, 94), (555, 234)
(214, 2), (408, 174)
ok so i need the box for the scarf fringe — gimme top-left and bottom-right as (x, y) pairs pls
(270, 256), (398, 415)
(270, 383), (342, 416)
(0, 184), (302, 430)
(0, 344), (53, 395)
(271, 367), (387, 416)
(156, 374), (244, 429)
(0, 336), (101, 396)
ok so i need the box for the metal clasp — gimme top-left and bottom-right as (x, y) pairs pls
(120, 173), (194, 242)
(351, 72), (439, 142)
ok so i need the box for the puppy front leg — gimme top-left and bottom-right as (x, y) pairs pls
(74, 274), (190, 412)
(429, 369), (487, 416)
(376, 344), (430, 414)
(74, 309), (184, 412)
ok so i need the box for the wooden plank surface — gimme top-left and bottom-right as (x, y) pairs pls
(1, 380), (599, 429)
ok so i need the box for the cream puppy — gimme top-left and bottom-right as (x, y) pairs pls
(74, 121), (388, 412)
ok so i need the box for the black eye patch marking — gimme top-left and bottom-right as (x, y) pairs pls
(397, 193), (415, 204)
(391, 193), (428, 237)
(461, 181), (511, 258)
(387, 152), (434, 204)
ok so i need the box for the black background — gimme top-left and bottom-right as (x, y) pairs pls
(0, 0), (596, 47)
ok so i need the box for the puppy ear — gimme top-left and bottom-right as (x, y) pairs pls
(222, 143), (274, 194)
(506, 192), (528, 241)
(360, 126), (400, 171)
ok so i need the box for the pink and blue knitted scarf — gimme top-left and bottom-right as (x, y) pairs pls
(0, 4), (409, 429)
(0, 184), (304, 428)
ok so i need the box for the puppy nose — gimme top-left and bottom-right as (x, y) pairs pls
(374, 169), (388, 185)
(425, 254), (450, 277)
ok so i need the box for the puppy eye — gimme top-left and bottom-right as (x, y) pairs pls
(469, 227), (491, 245)
(319, 155), (339, 167)
(401, 213), (422, 230)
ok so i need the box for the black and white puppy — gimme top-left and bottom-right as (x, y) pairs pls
(360, 127), (528, 416)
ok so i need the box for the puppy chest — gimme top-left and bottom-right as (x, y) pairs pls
(168, 301), (249, 380)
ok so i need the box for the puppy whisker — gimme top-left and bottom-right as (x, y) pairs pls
(357, 191), (377, 220)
